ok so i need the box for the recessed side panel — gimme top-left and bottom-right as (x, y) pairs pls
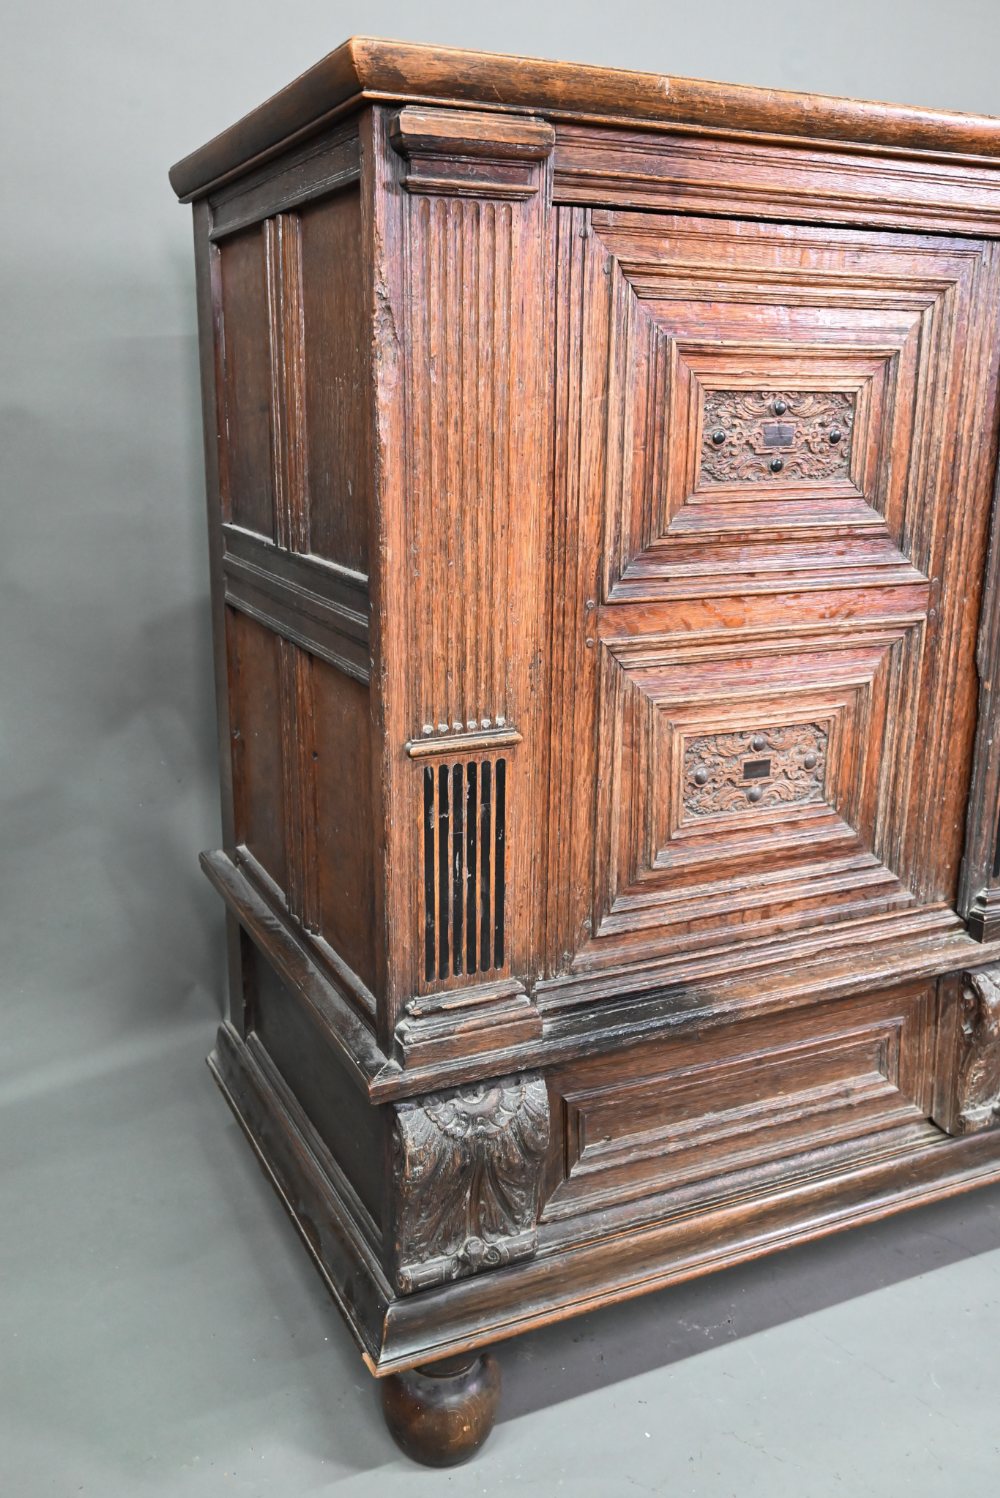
(216, 225), (276, 539)
(226, 605), (288, 891)
(207, 151), (381, 1013)
(312, 660), (377, 992)
(224, 604), (378, 1010)
(248, 943), (386, 1231)
(299, 188), (372, 573)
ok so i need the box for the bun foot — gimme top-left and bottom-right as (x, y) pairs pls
(379, 1351), (501, 1466)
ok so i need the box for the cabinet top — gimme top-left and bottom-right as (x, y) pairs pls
(169, 35), (1000, 202)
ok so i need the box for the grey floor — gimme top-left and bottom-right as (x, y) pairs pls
(4, 963), (1000, 1495)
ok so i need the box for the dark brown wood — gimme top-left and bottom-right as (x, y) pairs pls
(390, 1076), (549, 1292)
(173, 39), (1000, 1467)
(208, 1007), (1000, 1377)
(934, 964), (1000, 1134)
(379, 1352), (501, 1466)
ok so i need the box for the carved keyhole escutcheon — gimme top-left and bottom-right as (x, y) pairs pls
(700, 390), (855, 483)
(683, 724), (828, 819)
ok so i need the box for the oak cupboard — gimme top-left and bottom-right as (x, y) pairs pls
(170, 38), (1000, 1465)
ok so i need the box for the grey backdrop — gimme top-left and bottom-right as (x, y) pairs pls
(4, 4), (1000, 1495)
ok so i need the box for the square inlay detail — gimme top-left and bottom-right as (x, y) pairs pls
(684, 724), (829, 818)
(701, 391), (855, 484)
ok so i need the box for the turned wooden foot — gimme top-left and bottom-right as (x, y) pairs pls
(379, 1351), (501, 1466)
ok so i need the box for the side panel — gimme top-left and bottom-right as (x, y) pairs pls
(299, 191), (372, 572)
(227, 607), (287, 891)
(189, 120), (382, 1037)
(216, 224), (275, 540)
(251, 947), (386, 1228)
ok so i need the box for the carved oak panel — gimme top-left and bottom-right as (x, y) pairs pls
(683, 723), (828, 819)
(700, 390), (855, 484)
(545, 206), (1000, 985)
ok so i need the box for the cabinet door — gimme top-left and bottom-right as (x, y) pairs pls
(545, 211), (1000, 993)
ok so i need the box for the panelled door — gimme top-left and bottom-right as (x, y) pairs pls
(545, 209), (1000, 993)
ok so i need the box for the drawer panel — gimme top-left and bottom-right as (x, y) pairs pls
(542, 982), (936, 1222)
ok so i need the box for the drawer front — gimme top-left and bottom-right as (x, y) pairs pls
(542, 983), (936, 1222)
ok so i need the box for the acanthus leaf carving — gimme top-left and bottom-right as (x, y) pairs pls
(391, 1073), (550, 1293)
(954, 967), (1000, 1133)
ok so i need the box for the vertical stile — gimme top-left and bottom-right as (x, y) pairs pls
(480, 759), (493, 971)
(437, 763), (449, 980)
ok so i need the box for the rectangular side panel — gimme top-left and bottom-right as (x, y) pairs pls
(204, 152), (383, 1006)
(313, 660), (377, 991)
(300, 188), (371, 572)
(543, 981), (937, 1223)
(226, 606), (287, 890)
(216, 225), (275, 539)
(250, 946), (386, 1229)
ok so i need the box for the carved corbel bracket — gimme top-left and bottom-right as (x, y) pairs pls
(937, 966), (1000, 1135)
(390, 1072), (550, 1294)
(389, 105), (555, 199)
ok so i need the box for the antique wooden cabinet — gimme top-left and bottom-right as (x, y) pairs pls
(171, 39), (1000, 1464)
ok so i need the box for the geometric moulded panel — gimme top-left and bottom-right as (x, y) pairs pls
(573, 615), (930, 974)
